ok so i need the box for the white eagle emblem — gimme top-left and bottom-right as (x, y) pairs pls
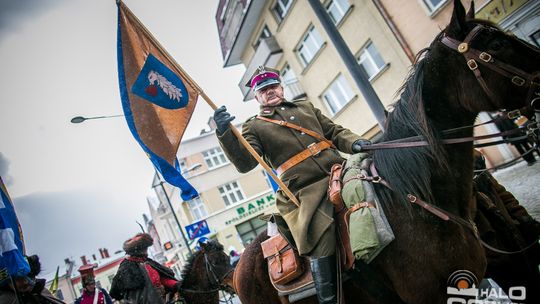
(147, 70), (182, 102)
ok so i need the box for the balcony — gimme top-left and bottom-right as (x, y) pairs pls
(239, 36), (283, 101)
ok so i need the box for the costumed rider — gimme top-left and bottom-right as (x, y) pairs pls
(109, 233), (181, 304)
(213, 66), (371, 304)
(74, 264), (112, 304)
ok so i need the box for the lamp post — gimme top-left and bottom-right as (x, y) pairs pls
(70, 114), (123, 124)
(152, 163), (202, 257)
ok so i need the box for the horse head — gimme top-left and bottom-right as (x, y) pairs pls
(179, 240), (234, 303)
(433, 0), (540, 116)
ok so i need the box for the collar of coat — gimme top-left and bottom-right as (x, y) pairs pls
(259, 101), (297, 117)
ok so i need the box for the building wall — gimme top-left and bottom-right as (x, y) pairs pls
(238, 0), (412, 137)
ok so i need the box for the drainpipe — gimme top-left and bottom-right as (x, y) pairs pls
(308, 0), (386, 131)
(372, 0), (415, 63)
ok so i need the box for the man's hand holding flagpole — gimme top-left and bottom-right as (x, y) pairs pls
(116, 1), (300, 206)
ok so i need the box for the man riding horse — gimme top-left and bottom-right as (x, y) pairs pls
(213, 66), (371, 304)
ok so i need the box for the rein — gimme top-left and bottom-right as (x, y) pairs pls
(366, 163), (538, 255)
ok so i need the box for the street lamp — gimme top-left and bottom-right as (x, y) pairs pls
(70, 114), (123, 124)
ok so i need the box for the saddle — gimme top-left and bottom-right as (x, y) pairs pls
(259, 156), (395, 302)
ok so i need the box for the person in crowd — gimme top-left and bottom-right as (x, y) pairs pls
(228, 248), (240, 267)
(0, 255), (65, 304)
(213, 66), (370, 304)
(493, 111), (537, 165)
(74, 264), (112, 304)
(110, 233), (181, 304)
(473, 149), (540, 294)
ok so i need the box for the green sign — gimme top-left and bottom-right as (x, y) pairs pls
(224, 194), (276, 225)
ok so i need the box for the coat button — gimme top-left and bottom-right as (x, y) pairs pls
(290, 116), (295, 120)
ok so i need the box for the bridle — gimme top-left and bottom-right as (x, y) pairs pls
(178, 250), (234, 296)
(358, 24), (540, 152)
(441, 24), (540, 111)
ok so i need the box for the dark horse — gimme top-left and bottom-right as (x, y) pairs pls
(229, 1), (540, 303)
(177, 240), (235, 304)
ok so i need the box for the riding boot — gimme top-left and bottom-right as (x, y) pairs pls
(310, 255), (337, 304)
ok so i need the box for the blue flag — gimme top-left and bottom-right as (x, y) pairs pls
(0, 177), (30, 283)
(117, 2), (198, 200)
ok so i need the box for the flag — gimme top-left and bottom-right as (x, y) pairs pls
(0, 176), (30, 283)
(117, 1), (198, 200)
(48, 266), (59, 294)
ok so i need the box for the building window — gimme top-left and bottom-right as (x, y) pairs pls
(236, 217), (266, 246)
(423, 0), (446, 13)
(326, 0), (351, 25)
(220, 0), (230, 22)
(297, 26), (324, 67)
(357, 41), (386, 80)
(322, 74), (355, 115)
(281, 64), (297, 85)
(254, 25), (272, 49)
(202, 147), (228, 169)
(188, 197), (208, 220)
(218, 181), (245, 206)
(273, 0), (292, 23)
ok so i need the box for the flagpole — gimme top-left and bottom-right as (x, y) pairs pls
(118, 2), (300, 207)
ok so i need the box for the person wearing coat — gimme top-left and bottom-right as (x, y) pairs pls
(0, 255), (66, 304)
(109, 233), (181, 304)
(74, 265), (112, 304)
(214, 66), (370, 304)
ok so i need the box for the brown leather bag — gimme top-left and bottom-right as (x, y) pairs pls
(261, 233), (303, 285)
(328, 162), (355, 270)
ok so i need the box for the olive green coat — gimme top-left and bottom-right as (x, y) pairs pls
(217, 99), (361, 255)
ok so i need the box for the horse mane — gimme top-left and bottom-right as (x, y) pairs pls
(373, 42), (450, 208)
(180, 240), (224, 281)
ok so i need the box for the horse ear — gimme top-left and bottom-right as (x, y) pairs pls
(446, 0), (467, 38)
(466, 1), (475, 20)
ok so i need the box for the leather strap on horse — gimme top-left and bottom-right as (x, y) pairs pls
(256, 116), (335, 176)
(367, 162), (539, 255)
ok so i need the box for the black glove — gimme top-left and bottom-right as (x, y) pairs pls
(351, 139), (372, 153)
(213, 105), (235, 134)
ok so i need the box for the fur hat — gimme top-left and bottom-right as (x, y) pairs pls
(123, 233), (153, 256)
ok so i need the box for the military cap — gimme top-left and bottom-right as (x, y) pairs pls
(245, 66), (281, 91)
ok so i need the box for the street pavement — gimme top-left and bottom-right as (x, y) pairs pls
(492, 159), (539, 220)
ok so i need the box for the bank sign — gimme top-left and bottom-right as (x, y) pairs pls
(224, 193), (276, 226)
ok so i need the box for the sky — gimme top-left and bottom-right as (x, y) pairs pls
(0, 0), (258, 278)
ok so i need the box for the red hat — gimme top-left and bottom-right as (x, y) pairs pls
(77, 264), (96, 287)
(245, 66), (281, 91)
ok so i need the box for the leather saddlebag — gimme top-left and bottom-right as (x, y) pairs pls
(261, 233), (303, 285)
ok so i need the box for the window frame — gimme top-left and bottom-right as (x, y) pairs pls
(218, 181), (245, 206)
(253, 24), (272, 49)
(188, 196), (208, 221)
(272, 0), (293, 24)
(296, 25), (325, 67)
(202, 147), (229, 169)
(422, 0), (448, 14)
(322, 74), (355, 116)
(356, 41), (386, 81)
(326, 0), (351, 25)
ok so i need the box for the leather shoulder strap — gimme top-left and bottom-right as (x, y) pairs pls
(256, 116), (334, 147)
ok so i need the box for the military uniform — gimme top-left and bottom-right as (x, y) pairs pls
(217, 98), (361, 256)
